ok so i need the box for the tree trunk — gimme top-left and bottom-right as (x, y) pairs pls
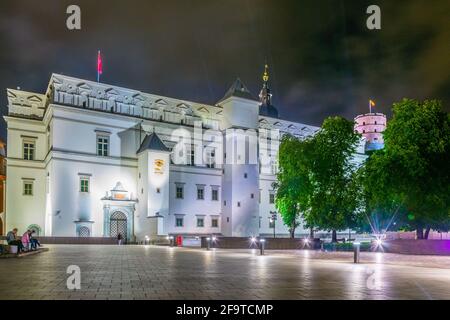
(331, 230), (337, 243)
(424, 227), (431, 240)
(289, 222), (296, 239)
(309, 227), (314, 239)
(289, 228), (295, 239)
(416, 227), (424, 239)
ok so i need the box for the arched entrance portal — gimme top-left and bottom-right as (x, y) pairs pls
(110, 211), (127, 241)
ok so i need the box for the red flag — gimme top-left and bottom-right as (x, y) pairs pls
(97, 50), (102, 82)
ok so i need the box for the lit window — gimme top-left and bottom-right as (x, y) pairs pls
(212, 189), (219, 201)
(80, 177), (89, 193)
(175, 217), (183, 227)
(23, 181), (33, 196)
(211, 218), (219, 228)
(97, 136), (109, 156)
(23, 141), (35, 160)
(197, 217), (204, 227)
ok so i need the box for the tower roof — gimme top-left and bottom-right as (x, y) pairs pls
(137, 133), (170, 154)
(258, 64), (279, 118)
(218, 78), (256, 103)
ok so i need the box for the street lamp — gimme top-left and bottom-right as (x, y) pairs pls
(259, 238), (266, 255)
(206, 237), (211, 250)
(169, 235), (174, 247)
(269, 211), (277, 238)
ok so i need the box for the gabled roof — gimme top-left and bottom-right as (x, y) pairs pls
(137, 133), (170, 154)
(218, 78), (256, 103)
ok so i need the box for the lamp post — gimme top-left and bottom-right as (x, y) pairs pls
(270, 211), (277, 238)
(259, 238), (265, 255)
(353, 242), (360, 263)
(169, 235), (174, 247)
(206, 237), (211, 251)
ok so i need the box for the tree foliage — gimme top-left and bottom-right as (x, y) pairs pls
(362, 99), (450, 238)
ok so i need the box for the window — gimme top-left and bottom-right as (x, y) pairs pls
(374, 129), (377, 133)
(271, 160), (278, 175)
(176, 185), (184, 199)
(237, 201), (241, 207)
(23, 181), (33, 196)
(197, 186), (204, 200)
(97, 136), (109, 156)
(227, 217), (230, 223)
(80, 177), (89, 193)
(187, 145), (195, 166)
(269, 192), (275, 204)
(375, 121), (377, 125)
(197, 217), (204, 227)
(251, 193), (254, 199)
(212, 189), (219, 201)
(211, 218), (219, 228)
(175, 217), (183, 227)
(244, 173), (248, 178)
(156, 188), (160, 193)
(224, 200), (226, 206)
(259, 190), (261, 203)
(23, 141), (35, 160)
(206, 148), (215, 168)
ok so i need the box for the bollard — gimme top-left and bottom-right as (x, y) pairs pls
(206, 237), (211, 250)
(259, 238), (265, 255)
(353, 242), (360, 263)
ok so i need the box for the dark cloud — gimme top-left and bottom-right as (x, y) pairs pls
(0, 0), (448, 140)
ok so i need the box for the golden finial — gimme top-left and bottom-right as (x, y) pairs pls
(262, 64), (269, 82)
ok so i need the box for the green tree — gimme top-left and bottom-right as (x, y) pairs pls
(274, 135), (313, 238)
(363, 99), (450, 239)
(305, 116), (361, 242)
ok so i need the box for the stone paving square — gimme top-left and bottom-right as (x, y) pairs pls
(1, 245), (450, 300)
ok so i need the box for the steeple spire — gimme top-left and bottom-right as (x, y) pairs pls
(258, 63), (279, 118)
(259, 64), (272, 107)
(262, 64), (269, 83)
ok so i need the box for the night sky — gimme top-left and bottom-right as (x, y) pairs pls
(0, 0), (449, 141)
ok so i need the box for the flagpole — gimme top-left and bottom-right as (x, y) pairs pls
(369, 100), (372, 113)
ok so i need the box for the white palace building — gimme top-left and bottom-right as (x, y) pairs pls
(4, 67), (365, 242)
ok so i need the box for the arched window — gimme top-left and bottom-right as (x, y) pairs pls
(27, 224), (42, 236)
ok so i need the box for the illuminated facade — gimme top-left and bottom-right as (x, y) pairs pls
(354, 112), (387, 152)
(4, 70), (364, 242)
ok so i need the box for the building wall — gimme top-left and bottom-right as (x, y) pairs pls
(6, 74), (358, 241)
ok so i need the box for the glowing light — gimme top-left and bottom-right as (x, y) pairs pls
(375, 239), (383, 246)
(212, 236), (217, 242)
(353, 241), (361, 246)
(145, 235), (150, 240)
(250, 237), (257, 243)
(304, 238), (310, 244)
(169, 236), (174, 240)
(260, 239), (266, 243)
(206, 237), (211, 241)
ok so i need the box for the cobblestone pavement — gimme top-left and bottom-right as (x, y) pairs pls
(1, 245), (450, 300)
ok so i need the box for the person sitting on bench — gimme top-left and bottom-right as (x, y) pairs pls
(6, 228), (24, 253)
(29, 230), (42, 250)
(22, 230), (31, 251)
